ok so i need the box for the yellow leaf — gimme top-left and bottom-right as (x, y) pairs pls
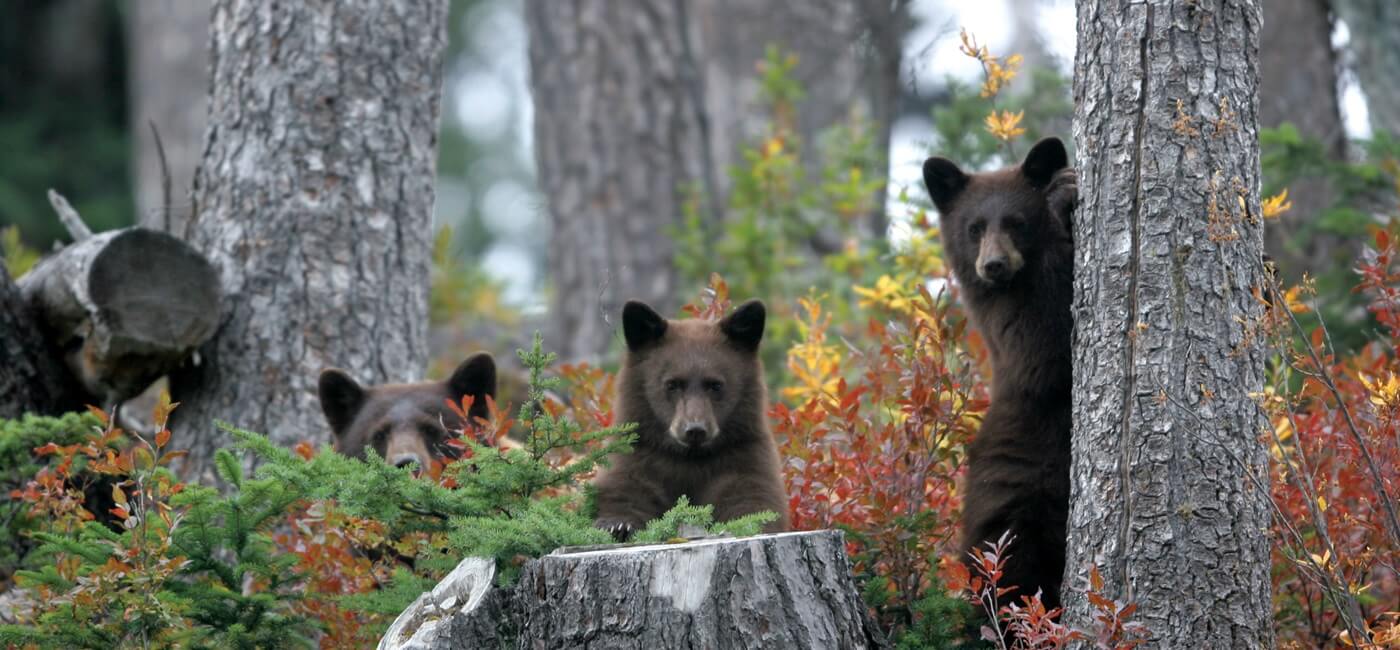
(1317, 495), (1328, 512)
(984, 110), (1026, 141)
(1282, 286), (1310, 314)
(1262, 189), (1292, 220)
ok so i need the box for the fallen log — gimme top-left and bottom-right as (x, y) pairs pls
(17, 192), (221, 405)
(380, 530), (887, 650)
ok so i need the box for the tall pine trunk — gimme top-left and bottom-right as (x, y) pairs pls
(1259, 0), (1348, 280)
(1332, 0), (1400, 138)
(692, 0), (906, 237)
(1067, 2), (1274, 646)
(172, 0), (448, 484)
(525, 0), (712, 361)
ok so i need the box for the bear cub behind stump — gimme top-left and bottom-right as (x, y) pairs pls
(922, 136), (1076, 610)
(318, 353), (498, 473)
(592, 299), (789, 539)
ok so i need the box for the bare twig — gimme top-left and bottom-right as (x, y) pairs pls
(149, 120), (173, 233)
(46, 190), (92, 242)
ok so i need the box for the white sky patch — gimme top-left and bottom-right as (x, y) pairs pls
(453, 71), (512, 140)
(480, 179), (535, 238)
(481, 243), (536, 303)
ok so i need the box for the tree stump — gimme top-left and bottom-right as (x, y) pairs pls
(18, 226), (221, 405)
(380, 530), (886, 650)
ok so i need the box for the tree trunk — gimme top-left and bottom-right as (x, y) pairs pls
(691, 0), (907, 236)
(0, 264), (84, 419)
(1332, 0), (1400, 137)
(172, 0), (447, 485)
(526, 0), (712, 361)
(127, 0), (211, 236)
(380, 531), (886, 650)
(1068, 2), (1275, 647)
(1259, 0), (1349, 280)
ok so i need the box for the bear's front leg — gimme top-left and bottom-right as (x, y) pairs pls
(702, 472), (790, 534)
(592, 467), (672, 542)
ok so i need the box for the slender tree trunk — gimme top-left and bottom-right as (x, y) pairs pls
(692, 0), (907, 237)
(1259, 0), (1349, 280)
(172, 0), (447, 484)
(127, 0), (211, 235)
(1068, 2), (1274, 647)
(526, 0), (712, 361)
(1331, 0), (1400, 137)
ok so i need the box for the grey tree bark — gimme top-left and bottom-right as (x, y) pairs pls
(172, 0), (447, 485)
(1331, 0), (1400, 137)
(1259, 0), (1349, 280)
(526, 0), (712, 361)
(127, 0), (211, 235)
(1068, 2), (1275, 648)
(380, 531), (886, 650)
(527, 0), (905, 361)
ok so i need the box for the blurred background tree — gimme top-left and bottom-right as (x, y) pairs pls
(2, 0), (1397, 359)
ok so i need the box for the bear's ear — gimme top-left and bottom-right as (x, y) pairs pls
(719, 299), (766, 352)
(448, 352), (497, 420)
(623, 300), (668, 351)
(318, 369), (366, 438)
(922, 157), (969, 213)
(1021, 136), (1068, 186)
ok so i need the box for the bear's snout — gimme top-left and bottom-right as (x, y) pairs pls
(976, 231), (1024, 284)
(385, 429), (433, 475)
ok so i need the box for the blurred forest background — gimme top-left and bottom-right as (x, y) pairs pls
(4, 0), (1397, 360)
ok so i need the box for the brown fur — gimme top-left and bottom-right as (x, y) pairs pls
(592, 300), (789, 539)
(923, 137), (1076, 610)
(317, 353), (497, 473)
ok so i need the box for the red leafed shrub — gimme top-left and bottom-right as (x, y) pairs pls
(774, 287), (985, 632)
(1265, 224), (1400, 648)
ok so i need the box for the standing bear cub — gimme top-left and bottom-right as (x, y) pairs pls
(592, 299), (789, 539)
(922, 137), (1076, 610)
(318, 353), (498, 472)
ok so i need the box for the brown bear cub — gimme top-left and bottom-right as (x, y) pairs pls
(922, 137), (1076, 610)
(318, 353), (497, 472)
(592, 299), (790, 540)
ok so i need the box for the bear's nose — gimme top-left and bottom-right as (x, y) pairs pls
(982, 258), (1008, 279)
(392, 454), (423, 471)
(683, 426), (707, 446)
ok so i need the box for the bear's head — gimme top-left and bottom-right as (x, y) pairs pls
(619, 299), (766, 454)
(317, 352), (496, 472)
(922, 136), (1069, 289)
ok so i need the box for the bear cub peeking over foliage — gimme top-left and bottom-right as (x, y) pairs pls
(592, 299), (790, 540)
(923, 137), (1076, 610)
(317, 353), (497, 473)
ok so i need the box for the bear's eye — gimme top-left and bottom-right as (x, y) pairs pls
(372, 425), (390, 444)
(1003, 215), (1026, 231)
(968, 220), (986, 238)
(702, 379), (724, 395)
(664, 379), (684, 393)
(418, 423), (444, 441)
